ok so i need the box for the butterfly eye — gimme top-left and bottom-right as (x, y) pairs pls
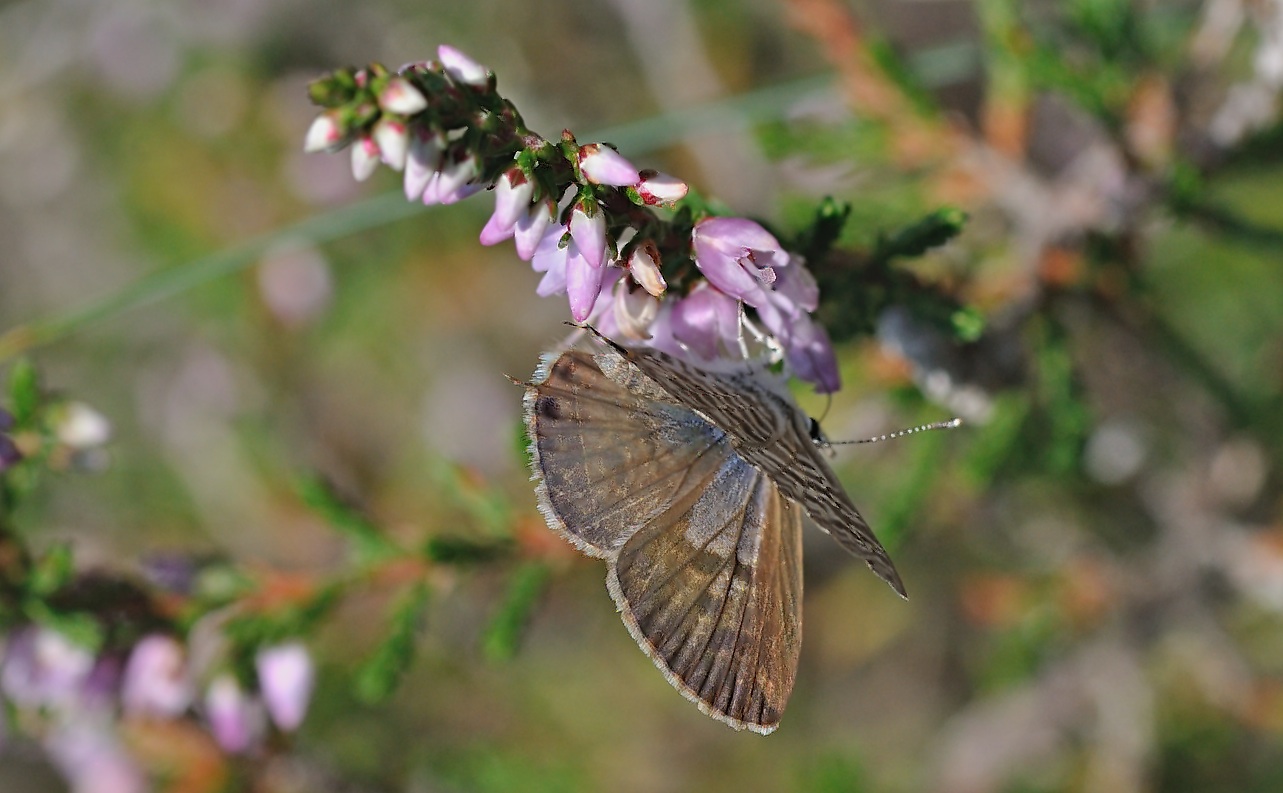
(808, 418), (829, 447)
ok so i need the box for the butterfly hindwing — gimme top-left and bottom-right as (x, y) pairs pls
(609, 455), (803, 734)
(597, 339), (907, 598)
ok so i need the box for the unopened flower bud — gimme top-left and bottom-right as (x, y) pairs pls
(378, 76), (427, 115)
(578, 143), (640, 187)
(627, 241), (666, 297)
(303, 111), (346, 153)
(373, 117), (410, 171)
(351, 135), (381, 181)
(637, 170), (688, 206)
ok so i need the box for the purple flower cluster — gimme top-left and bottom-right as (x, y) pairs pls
(304, 45), (841, 392)
(0, 626), (315, 790)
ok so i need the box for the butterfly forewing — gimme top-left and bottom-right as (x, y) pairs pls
(526, 348), (804, 733)
(598, 340), (907, 598)
(525, 351), (733, 557)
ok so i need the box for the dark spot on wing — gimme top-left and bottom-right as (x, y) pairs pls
(536, 396), (563, 420)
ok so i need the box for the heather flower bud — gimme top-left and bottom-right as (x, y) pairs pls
(377, 76), (427, 115)
(303, 111), (347, 153)
(438, 45), (489, 87)
(636, 170), (688, 206)
(373, 117), (410, 171)
(568, 202), (607, 270)
(351, 135), (381, 181)
(578, 143), (640, 187)
(627, 241), (666, 297)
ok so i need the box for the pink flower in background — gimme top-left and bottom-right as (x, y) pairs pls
(47, 724), (146, 793)
(1, 627), (95, 709)
(256, 642), (314, 732)
(577, 144), (640, 187)
(692, 217), (789, 308)
(120, 634), (192, 718)
(205, 674), (266, 753)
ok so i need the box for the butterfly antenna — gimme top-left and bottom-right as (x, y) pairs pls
(826, 418), (963, 446)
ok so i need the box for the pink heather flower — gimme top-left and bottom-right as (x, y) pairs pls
(303, 111), (345, 153)
(531, 230), (569, 297)
(351, 135), (381, 182)
(1, 627), (95, 709)
(120, 634), (192, 719)
(205, 674), (266, 754)
(692, 217), (789, 307)
(372, 117), (410, 171)
(377, 76), (427, 115)
(79, 655), (123, 713)
(438, 45), (489, 87)
(422, 151), (481, 205)
(513, 199), (555, 260)
(636, 170), (688, 206)
(479, 169), (535, 246)
(577, 144), (641, 186)
(568, 203), (607, 270)
(670, 281), (742, 361)
(754, 263), (839, 392)
(47, 724), (147, 793)
(627, 241), (666, 297)
(404, 128), (445, 201)
(531, 229), (618, 322)
(256, 642), (314, 732)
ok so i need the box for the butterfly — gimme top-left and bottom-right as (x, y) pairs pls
(522, 328), (905, 734)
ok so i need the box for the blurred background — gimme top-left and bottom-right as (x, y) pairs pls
(3, 0), (1283, 790)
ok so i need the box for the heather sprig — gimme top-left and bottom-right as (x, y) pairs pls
(303, 45), (847, 392)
